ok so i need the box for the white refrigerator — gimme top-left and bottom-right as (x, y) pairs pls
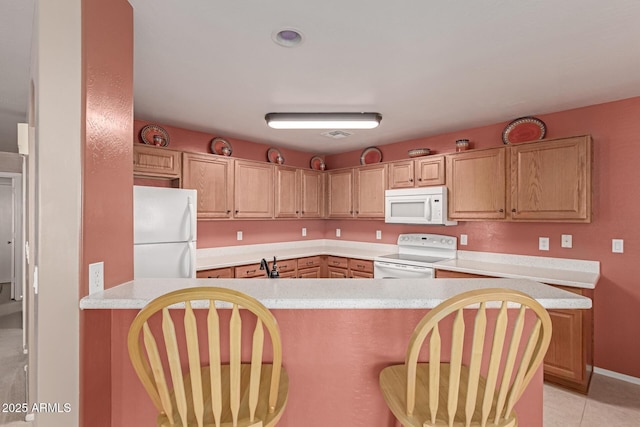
(134, 185), (197, 278)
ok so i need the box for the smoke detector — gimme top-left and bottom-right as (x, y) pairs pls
(321, 130), (353, 139)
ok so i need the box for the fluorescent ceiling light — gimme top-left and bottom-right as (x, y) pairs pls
(265, 113), (382, 129)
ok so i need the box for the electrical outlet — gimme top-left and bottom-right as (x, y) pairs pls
(376, 230), (382, 240)
(336, 228), (341, 237)
(561, 234), (573, 248)
(460, 234), (468, 245)
(612, 239), (624, 253)
(539, 237), (550, 251)
(237, 231), (243, 241)
(302, 227), (307, 237)
(88, 262), (104, 295)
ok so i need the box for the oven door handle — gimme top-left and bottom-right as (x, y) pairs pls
(375, 261), (431, 272)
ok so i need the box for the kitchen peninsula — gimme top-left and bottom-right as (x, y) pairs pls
(81, 277), (591, 427)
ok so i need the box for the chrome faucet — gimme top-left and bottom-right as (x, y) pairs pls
(260, 256), (280, 278)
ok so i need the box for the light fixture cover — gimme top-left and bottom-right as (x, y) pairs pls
(265, 112), (382, 129)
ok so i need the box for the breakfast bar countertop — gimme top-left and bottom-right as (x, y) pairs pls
(79, 277), (592, 310)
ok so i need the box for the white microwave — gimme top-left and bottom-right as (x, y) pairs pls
(385, 186), (457, 225)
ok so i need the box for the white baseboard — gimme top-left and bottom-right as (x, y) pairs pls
(594, 367), (640, 386)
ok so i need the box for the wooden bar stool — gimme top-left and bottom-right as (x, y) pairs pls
(128, 287), (289, 427)
(379, 288), (552, 427)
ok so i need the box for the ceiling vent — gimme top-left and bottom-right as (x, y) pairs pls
(321, 130), (353, 139)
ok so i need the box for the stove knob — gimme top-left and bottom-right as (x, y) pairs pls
(440, 238), (446, 244)
(447, 239), (454, 245)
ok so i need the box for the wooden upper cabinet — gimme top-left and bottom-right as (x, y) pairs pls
(415, 156), (445, 187)
(447, 147), (507, 220)
(327, 169), (354, 218)
(234, 160), (274, 218)
(133, 145), (182, 180)
(274, 167), (324, 219)
(354, 164), (388, 218)
(274, 166), (299, 218)
(182, 152), (234, 219)
(299, 169), (324, 218)
(388, 160), (415, 189)
(388, 156), (445, 189)
(510, 136), (592, 222)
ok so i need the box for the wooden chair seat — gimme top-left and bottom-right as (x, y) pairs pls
(380, 363), (515, 427)
(158, 365), (289, 427)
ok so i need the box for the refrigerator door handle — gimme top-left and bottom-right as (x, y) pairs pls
(186, 241), (195, 278)
(187, 196), (196, 241)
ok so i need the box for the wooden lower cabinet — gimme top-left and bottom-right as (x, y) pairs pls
(327, 256), (349, 278)
(298, 266), (321, 278)
(434, 269), (593, 393)
(196, 267), (234, 279)
(544, 286), (593, 393)
(349, 258), (374, 278)
(297, 256), (322, 278)
(270, 258), (297, 278)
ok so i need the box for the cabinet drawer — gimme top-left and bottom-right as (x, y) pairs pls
(297, 256), (321, 269)
(327, 256), (349, 269)
(269, 258), (296, 273)
(196, 267), (234, 279)
(234, 263), (265, 278)
(434, 269), (492, 279)
(349, 258), (373, 273)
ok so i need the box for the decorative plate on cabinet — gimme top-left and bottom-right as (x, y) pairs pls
(502, 117), (546, 144)
(310, 156), (326, 170)
(408, 148), (431, 158)
(267, 147), (285, 164)
(210, 137), (233, 156)
(360, 146), (382, 165)
(140, 124), (170, 147)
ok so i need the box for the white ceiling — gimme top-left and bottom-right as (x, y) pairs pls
(2, 1), (640, 154)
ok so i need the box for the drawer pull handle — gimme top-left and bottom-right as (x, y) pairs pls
(418, 178), (423, 181)
(247, 269), (255, 274)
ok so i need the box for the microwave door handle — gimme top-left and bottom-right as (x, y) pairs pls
(425, 196), (432, 221)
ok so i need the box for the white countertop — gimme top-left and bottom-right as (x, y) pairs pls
(79, 278), (592, 310)
(197, 239), (396, 269)
(196, 240), (600, 289)
(435, 250), (600, 289)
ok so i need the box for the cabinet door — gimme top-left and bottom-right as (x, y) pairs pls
(544, 308), (584, 382)
(300, 169), (324, 218)
(298, 267), (321, 278)
(134, 145), (182, 180)
(275, 166), (299, 218)
(234, 160), (274, 218)
(327, 169), (354, 218)
(354, 164), (387, 218)
(182, 153), (234, 219)
(415, 155), (445, 187)
(388, 160), (415, 189)
(510, 136), (591, 222)
(447, 147), (506, 219)
(327, 267), (348, 278)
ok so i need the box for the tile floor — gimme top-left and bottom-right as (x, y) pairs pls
(544, 374), (640, 426)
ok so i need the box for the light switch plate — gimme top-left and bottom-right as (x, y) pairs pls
(612, 239), (624, 253)
(336, 228), (341, 237)
(302, 227), (307, 237)
(561, 234), (573, 248)
(237, 231), (243, 241)
(460, 234), (468, 245)
(89, 262), (104, 295)
(376, 230), (382, 240)
(539, 237), (550, 251)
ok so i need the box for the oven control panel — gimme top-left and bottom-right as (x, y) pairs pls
(396, 233), (457, 249)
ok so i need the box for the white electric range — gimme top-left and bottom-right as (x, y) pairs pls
(374, 233), (457, 278)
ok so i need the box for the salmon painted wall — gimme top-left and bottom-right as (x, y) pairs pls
(327, 96), (640, 379)
(80, 0), (134, 425)
(134, 119), (326, 247)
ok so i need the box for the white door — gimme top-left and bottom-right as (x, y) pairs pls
(0, 182), (13, 284)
